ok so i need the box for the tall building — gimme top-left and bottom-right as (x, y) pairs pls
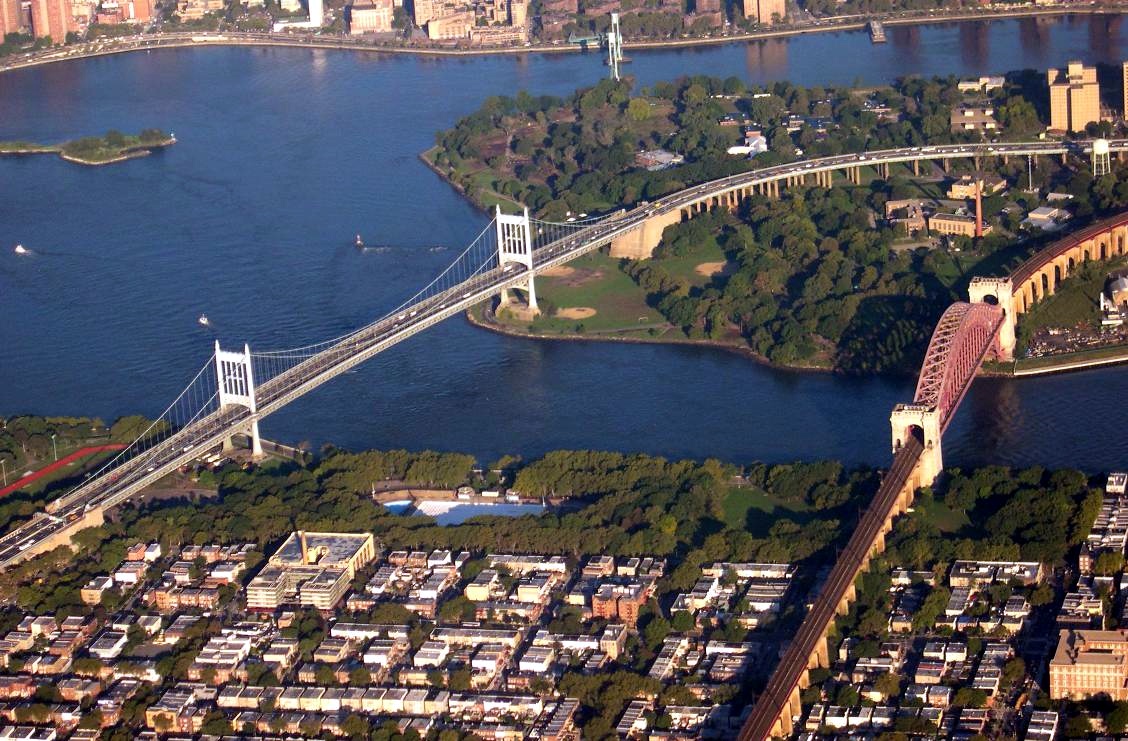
(411, 0), (432, 26)
(349, 0), (391, 33)
(1122, 61), (1128, 120)
(0, 0), (22, 36)
(1047, 61), (1100, 132)
(508, 0), (525, 26)
(29, 0), (71, 43)
(308, 0), (322, 25)
(425, 9), (470, 39)
(124, 0), (152, 22)
(742, 0), (783, 25)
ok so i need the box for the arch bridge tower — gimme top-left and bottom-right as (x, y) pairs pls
(968, 276), (1016, 360)
(496, 206), (540, 316)
(215, 342), (264, 458)
(890, 404), (943, 488)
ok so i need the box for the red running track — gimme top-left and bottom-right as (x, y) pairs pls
(0, 444), (126, 498)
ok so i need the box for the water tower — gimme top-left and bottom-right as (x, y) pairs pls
(1093, 138), (1111, 177)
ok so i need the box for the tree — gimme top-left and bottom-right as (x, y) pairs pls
(76, 709), (104, 729)
(874, 672), (900, 698)
(1108, 702), (1128, 734)
(642, 614), (671, 650)
(349, 666), (372, 685)
(314, 664), (337, 686)
(449, 667), (471, 691)
(340, 713), (371, 739)
(670, 610), (695, 632)
(627, 98), (652, 122)
(199, 711), (233, 735)
(1094, 550), (1125, 576)
(953, 688), (988, 708)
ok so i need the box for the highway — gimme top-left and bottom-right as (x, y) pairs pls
(737, 435), (924, 741)
(0, 138), (1116, 569)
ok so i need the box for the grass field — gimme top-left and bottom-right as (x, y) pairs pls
(497, 250), (664, 335)
(722, 486), (813, 536)
(912, 496), (970, 533)
(656, 240), (729, 288)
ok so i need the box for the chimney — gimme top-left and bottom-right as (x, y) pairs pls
(974, 179), (983, 239)
(298, 531), (309, 564)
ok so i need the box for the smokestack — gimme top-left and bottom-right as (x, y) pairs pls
(299, 531), (309, 564)
(975, 179), (983, 239)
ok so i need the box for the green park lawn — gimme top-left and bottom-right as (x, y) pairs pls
(503, 250), (665, 335)
(722, 486), (813, 536)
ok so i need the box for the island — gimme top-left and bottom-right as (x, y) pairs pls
(429, 71), (1128, 375)
(0, 128), (175, 166)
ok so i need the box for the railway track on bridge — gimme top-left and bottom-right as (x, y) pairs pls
(739, 436), (924, 740)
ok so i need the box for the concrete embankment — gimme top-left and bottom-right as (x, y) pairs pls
(1010, 346), (1128, 377)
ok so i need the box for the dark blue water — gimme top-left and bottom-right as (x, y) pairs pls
(3, 16), (1128, 471)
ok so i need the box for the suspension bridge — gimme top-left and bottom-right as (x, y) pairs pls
(0, 207), (622, 567)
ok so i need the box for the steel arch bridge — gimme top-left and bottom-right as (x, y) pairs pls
(912, 301), (1005, 432)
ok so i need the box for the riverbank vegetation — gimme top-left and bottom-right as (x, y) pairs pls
(0, 129), (174, 165)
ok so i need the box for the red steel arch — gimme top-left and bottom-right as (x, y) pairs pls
(913, 301), (1005, 431)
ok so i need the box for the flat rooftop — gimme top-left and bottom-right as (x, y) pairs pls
(270, 531), (373, 568)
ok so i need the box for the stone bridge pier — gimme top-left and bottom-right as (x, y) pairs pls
(890, 404), (943, 488)
(609, 208), (683, 259)
(967, 277), (1016, 361)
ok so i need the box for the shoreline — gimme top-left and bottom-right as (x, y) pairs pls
(0, 137), (175, 166)
(465, 304), (840, 375)
(0, 6), (1124, 74)
(470, 303), (1128, 380)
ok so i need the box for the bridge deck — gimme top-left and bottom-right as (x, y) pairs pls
(738, 436), (924, 741)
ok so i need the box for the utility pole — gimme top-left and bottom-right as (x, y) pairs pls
(50, 433), (57, 462)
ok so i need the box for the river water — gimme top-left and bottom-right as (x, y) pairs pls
(2, 15), (1128, 471)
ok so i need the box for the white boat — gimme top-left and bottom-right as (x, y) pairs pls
(197, 314), (209, 326)
(13, 244), (27, 255)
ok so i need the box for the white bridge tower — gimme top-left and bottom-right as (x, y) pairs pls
(214, 341), (263, 458)
(495, 206), (539, 315)
(607, 12), (623, 81)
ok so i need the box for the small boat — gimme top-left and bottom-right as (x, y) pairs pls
(13, 244), (27, 255)
(355, 234), (364, 248)
(197, 314), (209, 327)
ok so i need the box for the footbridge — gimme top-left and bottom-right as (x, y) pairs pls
(740, 211), (1128, 739)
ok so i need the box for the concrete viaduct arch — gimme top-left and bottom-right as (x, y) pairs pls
(969, 211), (1128, 360)
(607, 139), (1128, 260)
